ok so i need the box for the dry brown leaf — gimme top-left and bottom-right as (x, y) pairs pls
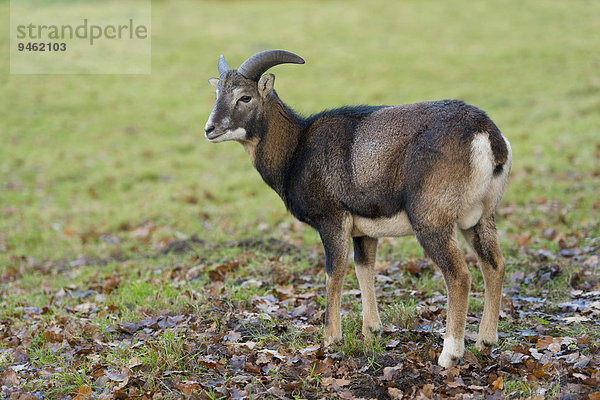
(223, 330), (242, 343)
(465, 252), (478, 266)
(416, 383), (434, 399)
(238, 341), (257, 350)
(548, 342), (562, 352)
(381, 365), (403, 381)
(128, 356), (143, 369)
(196, 356), (222, 369)
(402, 261), (422, 275)
(73, 384), (92, 400)
(130, 222), (155, 240)
(536, 336), (561, 350)
(447, 377), (465, 388)
(16, 393), (38, 400)
(516, 233), (531, 247)
(339, 391), (356, 400)
(388, 387), (404, 400)
(74, 302), (96, 314)
(322, 377), (351, 389)
(0, 369), (20, 387)
(208, 262), (239, 281)
(492, 376), (504, 391)
(562, 315), (591, 323)
(335, 378), (351, 387)
(174, 380), (201, 396)
(266, 386), (286, 397)
(532, 363), (550, 379)
(105, 367), (129, 382)
(102, 273), (122, 292)
(464, 350), (481, 367)
(583, 255), (599, 266)
(43, 327), (64, 342)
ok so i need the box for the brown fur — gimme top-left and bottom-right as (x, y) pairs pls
(205, 52), (512, 368)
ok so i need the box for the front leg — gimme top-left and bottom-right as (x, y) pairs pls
(320, 218), (352, 343)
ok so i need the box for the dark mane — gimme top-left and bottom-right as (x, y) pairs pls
(302, 105), (387, 128)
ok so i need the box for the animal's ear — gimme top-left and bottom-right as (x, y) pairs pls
(257, 73), (275, 98)
(208, 78), (219, 90)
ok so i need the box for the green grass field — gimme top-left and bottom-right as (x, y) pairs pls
(1, 0), (599, 398)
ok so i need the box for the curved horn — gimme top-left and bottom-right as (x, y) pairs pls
(218, 55), (230, 76)
(237, 50), (305, 81)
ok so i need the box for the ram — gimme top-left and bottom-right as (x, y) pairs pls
(204, 50), (512, 367)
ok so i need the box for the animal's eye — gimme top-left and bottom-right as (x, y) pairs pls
(239, 96), (252, 103)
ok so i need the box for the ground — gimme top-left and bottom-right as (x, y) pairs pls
(1, 0), (599, 399)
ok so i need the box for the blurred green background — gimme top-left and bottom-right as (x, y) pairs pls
(1, 0), (599, 265)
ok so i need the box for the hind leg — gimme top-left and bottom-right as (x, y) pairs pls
(461, 215), (505, 351)
(353, 236), (381, 337)
(416, 226), (471, 368)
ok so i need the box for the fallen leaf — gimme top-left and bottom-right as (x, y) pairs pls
(119, 322), (140, 334)
(196, 356), (222, 369)
(447, 377), (465, 388)
(128, 357), (143, 369)
(574, 355), (591, 369)
(417, 383), (435, 399)
(583, 255), (599, 266)
(388, 387), (404, 400)
(102, 273), (122, 293)
(492, 376), (504, 391)
(174, 380), (201, 396)
(536, 336), (561, 350)
(548, 342), (562, 353)
(105, 367), (129, 382)
(223, 330), (242, 343)
(562, 315), (591, 323)
(402, 261), (422, 275)
(43, 327), (64, 342)
(573, 373), (588, 380)
(238, 341), (257, 350)
(381, 365), (403, 381)
(73, 384), (92, 400)
(74, 302), (96, 314)
(267, 385), (286, 397)
(0, 369), (20, 386)
(339, 391), (356, 400)
(130, 222), (155, 240)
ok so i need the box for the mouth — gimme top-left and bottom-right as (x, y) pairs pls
(205, 130), (225, 141)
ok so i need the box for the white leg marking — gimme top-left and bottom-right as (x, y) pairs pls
(438, 336), (465, 368)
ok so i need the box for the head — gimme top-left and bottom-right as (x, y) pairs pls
(204, 50), (305, 143)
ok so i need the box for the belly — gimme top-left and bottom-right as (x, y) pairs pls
(352, 212), (414, 238)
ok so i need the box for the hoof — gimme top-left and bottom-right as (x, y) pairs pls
(475, 337), (497, 352)
(438, 337), (464, 368)
(438, 351), (461, 368)
(324, 332), (342, 347)
(362, 324), (382, 339)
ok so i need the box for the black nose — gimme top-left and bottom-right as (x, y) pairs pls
(205, 125), (215, 134)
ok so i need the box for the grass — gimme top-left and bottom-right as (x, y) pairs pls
(383, 299), (418, 330)
(1, 0), (599, 398)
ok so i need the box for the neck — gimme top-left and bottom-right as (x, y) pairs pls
(251, 93), (303, 201)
